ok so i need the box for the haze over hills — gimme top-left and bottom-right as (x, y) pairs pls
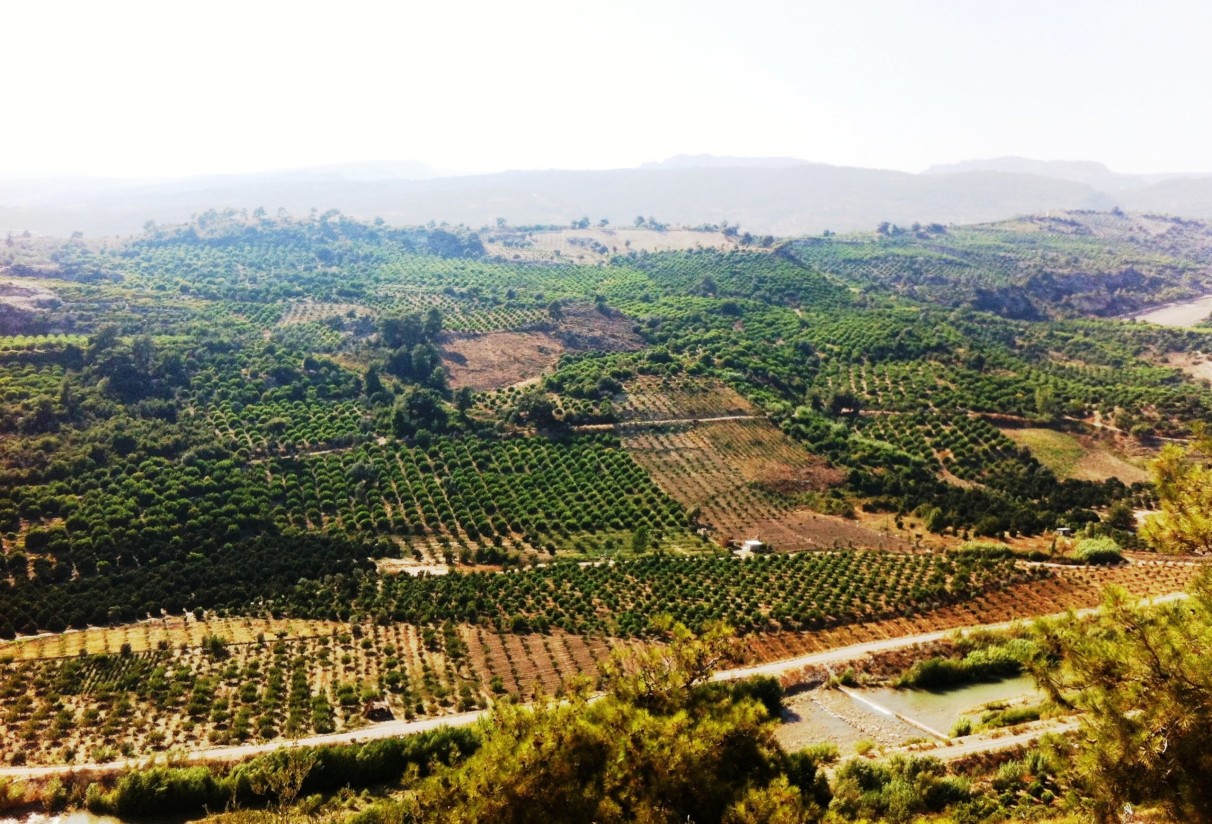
(923, 156), (1212, 191)
(4, 155), (1212, 238)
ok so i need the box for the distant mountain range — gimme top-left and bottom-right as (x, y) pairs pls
(3, 155), (1212, 238)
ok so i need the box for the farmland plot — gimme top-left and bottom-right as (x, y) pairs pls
(0, 618), (491, 766)
(278, 301), (375, 326)
(621, 417), (899, 550)
(613, 378), (907, 549)
(441, 304), (643, 391)
(615, 375), (758, 422)
(1, 551), (1198, 767)
(263, 434), (691, 562)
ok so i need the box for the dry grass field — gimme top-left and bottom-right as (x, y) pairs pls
(441, 330), (566, 391)
(999, 427), (1151, 484)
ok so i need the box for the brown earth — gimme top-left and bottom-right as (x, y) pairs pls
(278, 300), (374, 326)
(441, 330), (566, 391)
(744, 509), (910, 552)
(440, 303), (643, 391)
(621, 415), (895, 551)
(616, 375), (758, 421)
(614, 378), (885, 549)
(1070, 442), (1151, 484)
(0, 279), (60, 334)
(1167, 351), (1212, 386)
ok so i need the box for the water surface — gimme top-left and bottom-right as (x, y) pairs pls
(860, 675), (1042, 734)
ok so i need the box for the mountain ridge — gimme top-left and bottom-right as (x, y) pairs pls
(5, 155), (1212, 238)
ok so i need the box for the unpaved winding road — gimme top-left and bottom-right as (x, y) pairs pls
(0, 592), (1188, 781)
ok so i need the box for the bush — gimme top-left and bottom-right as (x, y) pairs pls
(0, 777), (27, 813)
(898, 639), (1036, 688)
(106, 766), (226, 817)
(897, 657), (969, 689)
(728, 676), (784, 719)
(980, 702), (1044, 729)
(831, 755), (970, 823)
(1072, 537), (1124, 565)
(797, 742), (839, 765)
(785, 748), (833, 809)
(950, 541), (1016, 560)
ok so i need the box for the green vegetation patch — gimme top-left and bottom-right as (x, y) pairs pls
(999, 427), (1087, 478)
(302, 550), (1045, 636)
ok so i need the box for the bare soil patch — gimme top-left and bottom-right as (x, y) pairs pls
(440, 303), (643, 391)
(619, 391), (892, 550)
(375, 558), (451, 576)
(0, 279), (60, 333)
(441, 330), (566, 391)
(278, 300), (374, 326)
(1134, 294), (1212, 327)
(552, 303), (645, 351)
(746, 509), (909, 552)
(617, 375), (757, 422)
(1071, 446), (1151, 484)
(616, 378), (897, 549)
(1167, 351), (1212, 385)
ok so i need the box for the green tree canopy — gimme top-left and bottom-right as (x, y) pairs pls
(383, 621), (823, 823)
(1141, 433), (1212, 554)
(1029, 572), (1212, 822)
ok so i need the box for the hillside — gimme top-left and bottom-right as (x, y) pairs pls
(0, 208), (1209, 817)
(785, 210), (1212, 319)
(1, 210), (1208, 630)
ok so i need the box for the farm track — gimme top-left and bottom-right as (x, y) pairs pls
(0, 588), (1192, 781)
(573, 414), (763, 432)
(888, 718), (1081, 764)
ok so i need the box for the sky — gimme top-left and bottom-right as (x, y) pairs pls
(3, 0), (1210, 179)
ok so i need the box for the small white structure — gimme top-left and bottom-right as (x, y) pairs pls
(740, 539), (766, 553)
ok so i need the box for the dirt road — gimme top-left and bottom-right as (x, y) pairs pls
(903, 718), (1081, 762)
(714, 591), (1188, 682)
(573, 414), (762, 432)
(0, 710), (489, 780)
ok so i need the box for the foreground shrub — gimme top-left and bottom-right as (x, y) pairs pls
(829, 755), (970, 824)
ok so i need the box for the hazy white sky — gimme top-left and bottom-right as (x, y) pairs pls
(3, 0), (1210, 178)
